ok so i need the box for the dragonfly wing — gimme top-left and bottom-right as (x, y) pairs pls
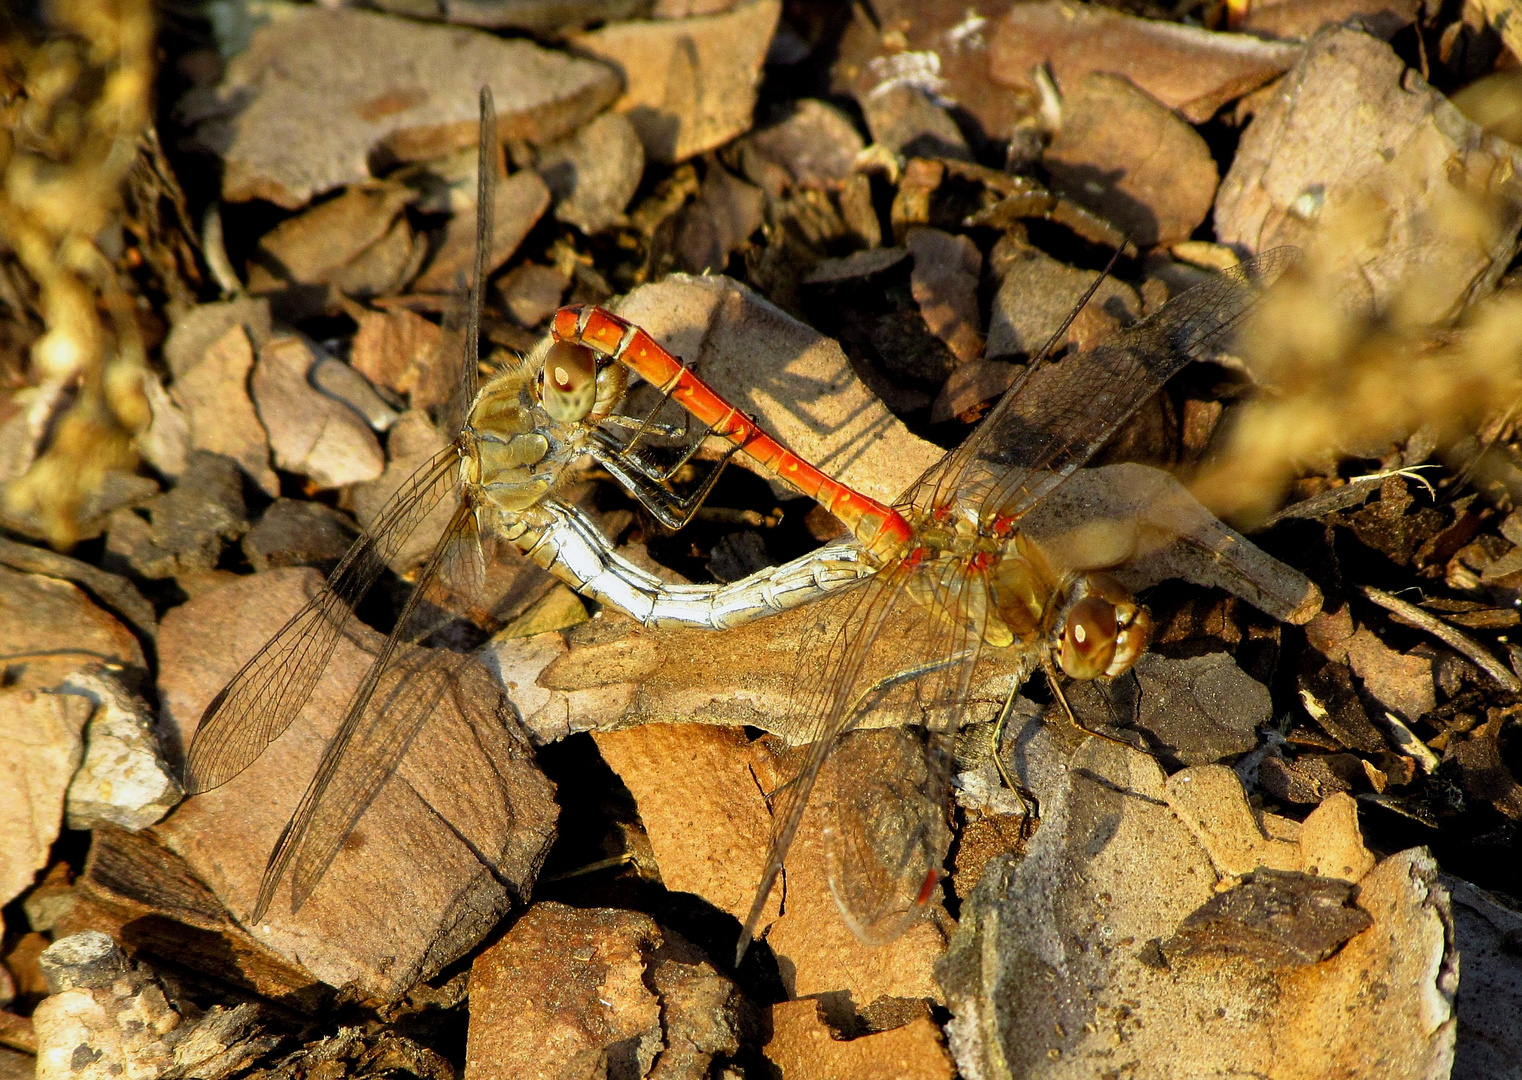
(823, 550), (1002, 942)
(898, 249), (1298, 521)
(287, 650), (502, 915)
(436, 86), (495, 439)
(822, 725), (956, 943)
(736, 570), (899, 961)
(737, 552), (995, 957)
(187, 89), (503, 797)
(183, 447), (461, 794)
(254, 501), (483, 921)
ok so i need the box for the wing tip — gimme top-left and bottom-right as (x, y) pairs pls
(733, 930), (754, 968)
(181, 688), (234, 794)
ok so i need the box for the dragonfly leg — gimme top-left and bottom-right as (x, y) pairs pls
(612, 366), (702, 458)
(591, 432), (744, 531)
(990, 677), (1040, 832)
(538, 852), (639, 884)
(633, 415), (745, 486)
(602, 412), (688, 440)
(1042, 656), (1149, 754)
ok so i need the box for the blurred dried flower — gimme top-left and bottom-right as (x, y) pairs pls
(0, 0), (155, 548)
(1193, 82), (1522, 528)
(1452, 69), (1522, 146)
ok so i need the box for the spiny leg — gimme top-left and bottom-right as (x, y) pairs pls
(625, 412), (751, 486)
(1041, 655), (1150, 754)
(613, 360), (704, 459)
(602, 413), (688, 440)
(592, 431), (746, 531)
(609, 356), (765, 486)
(990, 676), (1040, 831)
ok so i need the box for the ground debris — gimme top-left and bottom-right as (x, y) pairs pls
(61, 669), (181, 833)
(1, 692), (92, 909)
(5, 2), (1522, 1075)
(940, 734), (1456, 1079)
(1160, 869), (1373, 968)
(986, 243), (1141, 361)
(252, 337), (386, 490)
(1448, 877), (1522, 1079)
(242, 1028), (451, 1080)
(593, 724), (946, 1004)
(573, 1), (781, 164)
(246, 181), (423, 310)
(410, 169), (550, 295)
(56, 826), (325, 1009)
(990, 0), (1301, 123)
(1242, 0), (1422, 40)
(241, 500), (359, 575)
(32, 931), (281, 1080)
(194, 8), (618, 208)
(1043, 72), (1219, 248)
(906, 228), (983, 364)
(154, 570), (556, 1000)
(740, 100), (864, 194)
(764, 998), (954, 1079)
(104, 452), (248, 583)
(348, 311), (448, 412)
(169, 324), (279, 498)
(537, 113), (645, 236)
(860, 84), (972, 164)
(0, 567), (144, 692)
(465, 902), (745, 1080)
(1452, 708), (1522, 819)
(1217, 26), (1522, 316)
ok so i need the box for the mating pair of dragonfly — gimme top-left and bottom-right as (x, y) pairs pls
(180, 90), (1293, 962)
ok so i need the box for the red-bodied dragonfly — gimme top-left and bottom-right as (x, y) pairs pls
(554, 250), (1297, 957)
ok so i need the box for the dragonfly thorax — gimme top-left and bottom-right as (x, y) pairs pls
(466, 362), (595, 516)
(983, 532), (1062, 648)
(900, 500), (983, 556)
(895, 506), (1061, 651)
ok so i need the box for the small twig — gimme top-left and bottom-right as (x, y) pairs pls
(1346, 464), (1443, 500)
(539, 854), (637, 884)
(1360, 585), (1522, 692)
(200, 203), (242, 298)
(1262, 475), (1382, 526)
(1377, 711), (1441, 774)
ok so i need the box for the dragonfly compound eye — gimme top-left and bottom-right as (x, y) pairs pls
(540, 341), (598, 422)
(1106, 604), (1154, 677)
(1057, 594), (1118, 680)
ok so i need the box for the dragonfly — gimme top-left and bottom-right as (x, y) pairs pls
(559, 249), (1297, 958)
(179, 90), (882, 922)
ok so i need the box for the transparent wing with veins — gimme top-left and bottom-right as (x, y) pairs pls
(183, 84), (501, 799)
(182, 447), (461, 795)
(903, 249), (1298, 522)
(183, 89), (503, 923)
(738, 550), (1000, 957)
(260, 501), (488, 919)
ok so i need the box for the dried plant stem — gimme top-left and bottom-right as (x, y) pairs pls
(1360, 585), (1522, 692)
(0, 0), (156, 548)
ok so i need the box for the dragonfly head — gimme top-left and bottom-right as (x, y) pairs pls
(1053, 573), (1152, 681)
